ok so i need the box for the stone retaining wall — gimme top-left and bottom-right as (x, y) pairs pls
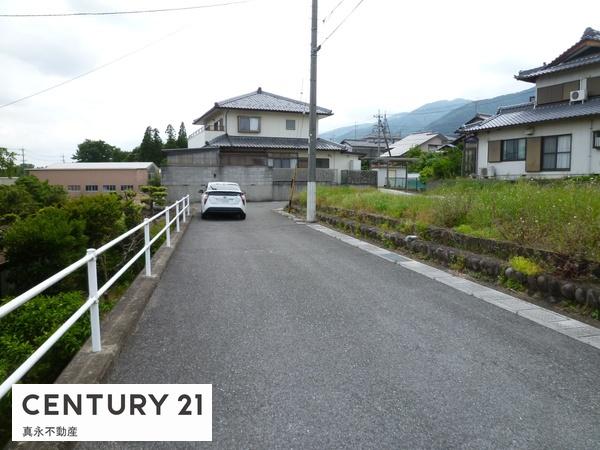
(316, 205), (600, 281)
(292, 205), (600, 310)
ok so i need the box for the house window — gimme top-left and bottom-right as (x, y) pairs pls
(588, 76), (600, 98)
(85, 185), (98, 192)
(238, 116), (261, 133)
(67, 185), (80, 191)
(537, 80), (580, 105)
(272, 158), (295, 168)
(120, 184), (134, 191)
(286, 119), (296, 130)
(501, 138), (526, 161)
(103, 185), (116, 192)
(542, 135), (571, 170)
(594, 131), (600, 149)
(297, 158), (330, 168)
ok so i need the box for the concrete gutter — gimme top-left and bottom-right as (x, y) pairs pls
(8, 211), (193, 450)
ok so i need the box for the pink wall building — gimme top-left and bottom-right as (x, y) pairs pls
(29, 162), (159, 196)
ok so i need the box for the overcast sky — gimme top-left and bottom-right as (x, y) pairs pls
(0, 0), (597, 166)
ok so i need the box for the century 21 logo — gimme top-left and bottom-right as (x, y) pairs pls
(21, 393), (203, 416)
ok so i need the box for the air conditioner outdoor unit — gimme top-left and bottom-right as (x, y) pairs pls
(480, 167), (488, 177)
(570, 89), (587, 102)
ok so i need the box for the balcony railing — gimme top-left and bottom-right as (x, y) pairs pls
(188, 124), (225, 139)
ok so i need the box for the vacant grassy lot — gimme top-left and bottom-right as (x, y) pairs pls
(296, 178), (600, 261)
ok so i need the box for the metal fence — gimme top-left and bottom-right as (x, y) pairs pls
(0, 195), (191, 399)
(386, 177), (427, 191)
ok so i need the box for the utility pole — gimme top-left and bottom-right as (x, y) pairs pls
(20, 148), (25, 167)
(306, 0), (319, 223)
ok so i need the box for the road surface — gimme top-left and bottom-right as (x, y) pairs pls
(87, 202), (600, 449)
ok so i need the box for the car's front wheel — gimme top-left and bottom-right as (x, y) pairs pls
(239, 212), (246, 220)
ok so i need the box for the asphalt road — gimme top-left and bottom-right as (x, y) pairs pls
(87, 203), (600, 449)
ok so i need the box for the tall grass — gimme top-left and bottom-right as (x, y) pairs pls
(297, 179), (600, 261)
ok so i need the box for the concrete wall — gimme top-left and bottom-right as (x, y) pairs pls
(341, 170), (377, 185)
(476, 117), (600, 178)
(163, 148), (363, 202)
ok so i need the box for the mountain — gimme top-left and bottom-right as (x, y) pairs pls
(320, 88), (535, 142)
(426, 88), (535, 135)
(321, 98), (470, 142)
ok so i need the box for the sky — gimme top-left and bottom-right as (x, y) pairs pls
(0, 0), (597, 166)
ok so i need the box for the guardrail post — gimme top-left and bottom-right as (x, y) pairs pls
(144, 218), (152, 276)
(165, 207), (171, 248)
(182, 197), (187, 223)
(187, 195), (191, 216)
(87, 249), (101, 352)
(175, 200), (181, 232)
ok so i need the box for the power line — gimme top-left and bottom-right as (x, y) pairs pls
(321, 0), (346, 23)
(319, 0), (365, 47)
(0, 25), (189, 110)
(0, 1), (249, 17)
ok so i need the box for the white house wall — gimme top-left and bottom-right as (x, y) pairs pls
(536, 66), (600, 89)
(477, 117), (600, 178)
(225, 110), (313, 138)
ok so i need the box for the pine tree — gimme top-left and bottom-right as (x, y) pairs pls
(138, 126), (154, 162)
(164, 124), (177, 149)
(176, 122), (188, 148)
(152, 128), (164, 166)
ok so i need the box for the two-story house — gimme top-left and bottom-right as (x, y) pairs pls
(459, 27), (600, 178)
(162, 88), (360, 201)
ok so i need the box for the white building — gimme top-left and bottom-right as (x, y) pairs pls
(460, 27), (600, 178)
(386, 132), (449, 157)
(163, 88), (361, 201)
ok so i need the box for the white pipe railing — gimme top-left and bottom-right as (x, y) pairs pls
(0, 194), (192, 400)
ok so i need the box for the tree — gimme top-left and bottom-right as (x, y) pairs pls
(4, 207), (87, 291)
(0, 185), (37, 218)
(72, 139), (123, 162)
(164, 124), (177, 149)
(64, 194), (127, 249)
(176, 122), (188, 148)
(140, 185), (167, 212)
(15, 175), (67, 208)
(0, 148), (17, 177)
(138, 126), (164, 166)
(111, 148), (131, 162)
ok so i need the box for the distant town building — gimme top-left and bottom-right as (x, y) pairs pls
(385, 132), (449, 157)
(29, 162), (159, 195)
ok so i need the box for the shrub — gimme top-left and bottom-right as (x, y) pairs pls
(509, 256), (543, 276)
(4, 208), (87, 292)
(65, 194), (127, 249)
(15, 175), (67, 208)
(0, 291), (93, 444)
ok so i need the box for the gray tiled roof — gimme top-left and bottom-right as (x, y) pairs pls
(207, 134), (346, 151)
(516, 52), (600, 81)
(460, 97), (600, 132)
(516, 27), (600, 81)
(193, 88), (332, 124)
(341, 139), (384, 148)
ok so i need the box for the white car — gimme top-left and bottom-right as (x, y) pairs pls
(200, 182), (246, 220)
